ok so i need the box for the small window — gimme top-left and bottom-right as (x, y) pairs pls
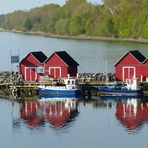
(68, 80), (70, 84)
(36, 67), (44, 73)
(72, 81), (75, 85)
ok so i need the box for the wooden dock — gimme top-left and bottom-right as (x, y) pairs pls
(0, 81), (148, 99)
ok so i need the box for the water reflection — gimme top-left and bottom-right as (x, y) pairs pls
(11, 95), (148, 135)
(100, 96), (148, 132)
(116, 98), (148, 132)
(20, 101), (45, 128)
(19, 98), (79, 131)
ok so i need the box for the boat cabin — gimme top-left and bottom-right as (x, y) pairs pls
(126, 78), (139, 90)
(64, 77), (78, 85)
(61, 76), (79, 89)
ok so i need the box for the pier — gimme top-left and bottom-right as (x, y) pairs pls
(0, 71), (148, 99)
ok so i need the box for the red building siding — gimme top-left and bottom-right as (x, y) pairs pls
(45, 52), (78, 79)
(144, 59), (148, 64)
(20, 54), (44, 81)
(115, 51), (148, 81)
(45, 54), (68, 79)
(115, 53), (139, 81)
(117, 53), (141, 65)
(20, 51), (78, 81)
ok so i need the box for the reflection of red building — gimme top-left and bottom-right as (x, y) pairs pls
(20, 102), (45, 127)
(20, 99), (78, 129)
(116, 99), (148, 130)
(40, 99), (78, 129)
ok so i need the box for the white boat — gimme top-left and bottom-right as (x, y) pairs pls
(38, 77), (81, 98)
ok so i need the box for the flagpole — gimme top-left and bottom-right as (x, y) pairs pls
(18, 49), (20, 74)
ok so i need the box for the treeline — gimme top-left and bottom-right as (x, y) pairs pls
(0, 0), (148, 39)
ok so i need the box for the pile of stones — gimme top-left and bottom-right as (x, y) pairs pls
(0, 71), (18, 83)
(78, 73), (116, 83)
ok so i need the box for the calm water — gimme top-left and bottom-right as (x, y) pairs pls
(1, 97), (148, 148)
(0, 32), (148, 148)
(0, 32), (148, 72)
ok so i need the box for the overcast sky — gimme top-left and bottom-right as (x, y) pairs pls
(0, 0), (102, 15)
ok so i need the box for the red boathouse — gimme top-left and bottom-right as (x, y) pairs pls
(114, 50), (148, 81)
(44, 51), (79, 79)
(19, 51), (47, 81)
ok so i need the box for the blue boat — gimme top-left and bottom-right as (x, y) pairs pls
(99, 78), (143, 97)
(38, 77), (81, 98)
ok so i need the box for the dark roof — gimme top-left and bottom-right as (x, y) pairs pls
(31, 51), (47, 63)
(114, 50), (146, 66)
(129, 50), (146, 62)
(55, 51), (79, 66)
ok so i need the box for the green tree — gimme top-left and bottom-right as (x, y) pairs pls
(69, 16), (84, 35)
(143, 20), (148, 38)
(0, 0), (147, 39)
(24, 19), (33, 31)
(54, 18), (69, 35)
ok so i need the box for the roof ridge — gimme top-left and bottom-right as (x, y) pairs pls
(54, 51), (79, 66)
(30, 51), (47, 63)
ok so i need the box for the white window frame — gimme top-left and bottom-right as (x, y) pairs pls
(122, 66), (136, 81)
(25, 67), (37, 81)
(49, 67), (61, 78)
(36, 67), (45, 74)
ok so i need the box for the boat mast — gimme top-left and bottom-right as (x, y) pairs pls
(106, 60), (108, 83)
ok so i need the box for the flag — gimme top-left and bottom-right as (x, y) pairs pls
(11, 55), (19, 63)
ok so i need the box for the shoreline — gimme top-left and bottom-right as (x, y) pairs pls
(0, 29), (148, 44)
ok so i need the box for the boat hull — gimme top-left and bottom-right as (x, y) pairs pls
(99, 89), (143, 97)
(39, 88), (81, 98)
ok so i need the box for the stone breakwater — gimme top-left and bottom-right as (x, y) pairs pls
(0, 71), (19, 84)
(78, 73), (116, 82)
(0, 71), (148, 98)
(0, 71), (116, 84)
(0, 71), (148, 90)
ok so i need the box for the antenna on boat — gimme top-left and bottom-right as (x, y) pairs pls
(106, 60), (108, 83)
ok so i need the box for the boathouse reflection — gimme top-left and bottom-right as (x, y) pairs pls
(19, 98), (79, 130)
(100, 96), (148, 131)
(20, 101), (45, 128)
(116, 98), (148, 131)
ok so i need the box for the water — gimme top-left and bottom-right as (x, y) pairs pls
(1, 97), (148, 148)
(0, 32), (148, 148)
(0, 32), (148, 73)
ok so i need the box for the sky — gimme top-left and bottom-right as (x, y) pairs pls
(0, 0), (102, 15)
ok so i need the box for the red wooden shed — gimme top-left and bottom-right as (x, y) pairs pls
(114, 50), (148, 81)
(19, 51), (47, 81)
(44, 51), (79, 79)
